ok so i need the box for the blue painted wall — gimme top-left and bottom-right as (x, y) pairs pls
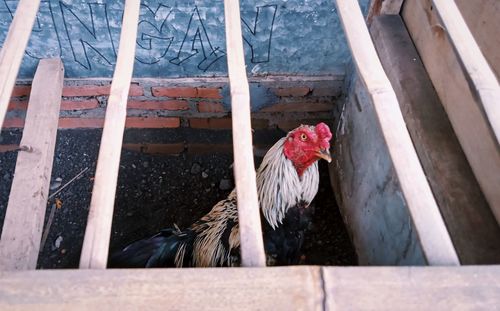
(0, 0), (369, 78)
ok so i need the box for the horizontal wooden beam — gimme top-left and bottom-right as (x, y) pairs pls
(0, 0), (41, 129)
(334, 0), (458, 265)
(324, 266), (500, 310)
(402, 0), (500, 224)
(79, 0), (141, 269)
(223, 0), (266, 266)
(0, 266), (499, 310)
(0, 267), (323, 310)
(0, 58), (64, 270)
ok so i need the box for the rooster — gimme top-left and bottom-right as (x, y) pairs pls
(109, 123), (332, 267)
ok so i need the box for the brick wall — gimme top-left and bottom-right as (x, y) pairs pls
(4, 76), (342, 132)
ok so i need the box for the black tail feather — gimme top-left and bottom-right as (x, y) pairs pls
(108, 228), (195, 268)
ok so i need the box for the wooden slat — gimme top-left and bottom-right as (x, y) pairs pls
(324, 266), (500, 310)
(1, 266), (500, 310)
(0, 267), (323, 311)
(402, 0), (500, 224)
(0, 58), (64, 270)
(370, 15), (500, 264)
(455, 0), (500, 81)
(223, 0), (266, 267)
(0, 0), (41, 129)
(334, 0), (459, 265)
(79, 0), (140, 269)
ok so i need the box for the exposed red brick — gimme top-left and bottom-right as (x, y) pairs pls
(11, 86), (31, 97)
(7, 99), (98, 111)
(189, 118), (232, 129)
(273, 87), (310, 97)
(127, 100), (189, 111)
(152, 87), (222, 99)
(312, 87), (341, 97)
(261, 102), (333, 112)
(122, 143), (185, 154)
(189, 118), (268, 129)
(62, 84), (143, 97)
(125, 117), (180, 128)
(7, 100), (28, 110)
(0, 144), (19, 153)
(152, 87), (197, 98)
(58, 118), (104, 128)
(2, 117), (25, 128)
(128, 84), (145, 96)
(196, 88), (223, 99)
(187, 143), (233, 154)
(61, 99), (100, 110)
(197, 102), (225, 113)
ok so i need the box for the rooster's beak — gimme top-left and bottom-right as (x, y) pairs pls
(316, 148), (332, 163)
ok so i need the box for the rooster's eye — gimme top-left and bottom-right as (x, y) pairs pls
(300, 133), (308, 141)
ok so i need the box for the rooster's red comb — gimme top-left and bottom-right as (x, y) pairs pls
(315, 122), (332, 141)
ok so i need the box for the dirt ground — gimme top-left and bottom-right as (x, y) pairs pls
(0, 129), (356, 268)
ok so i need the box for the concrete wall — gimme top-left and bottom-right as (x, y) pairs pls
(330, 76), (426, 265)
(0, 0), (369, 78)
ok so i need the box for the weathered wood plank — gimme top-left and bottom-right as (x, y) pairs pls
(0, 0), (41, 129)
(79, 0), (140, 269)
(1, 266), (499, 310)
(0, 267), (323, 311)
(0, 58), (64, 270)
(370, 15), (500, 264)
(334, 0), (458, 265)
(367, 0), (405, 24)
(324, 266), (500, 310)
(223, 0), (266, 266)
(402, 0), (500, 224)
(455, 0), (500, 81)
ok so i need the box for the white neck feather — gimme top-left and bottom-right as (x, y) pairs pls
(256, 137), (320, 229)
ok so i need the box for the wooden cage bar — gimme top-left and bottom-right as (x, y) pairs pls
(402, 0), (500, 224)
(0, 0), (41, 129)
(79, 0), (141, 269)
(0, 59), (64, 270)
(223, 0), (266, 266)
(334, 0), (459, 265)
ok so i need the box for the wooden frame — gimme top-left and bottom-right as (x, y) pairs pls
(402, 0), (500, 224)
(79, 0), (141, 269)
(1, 0), (500, 308)
(334, 0), (458, 265)
(223, 0), (266, 266)
(370, 15), (500, 264)
(1, 266), (499, 310)
(0, 59), (64, 270)
(0, 0), (41, 129)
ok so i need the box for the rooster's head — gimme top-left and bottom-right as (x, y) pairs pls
(283, 122), (333, 176)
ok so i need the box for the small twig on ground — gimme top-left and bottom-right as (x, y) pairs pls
(48, 167), (89, 200)
(40, 167), (89, 252)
